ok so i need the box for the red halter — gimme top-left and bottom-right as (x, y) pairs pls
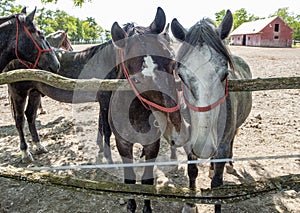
(182, 77), (228, 112)
(15, 17), (53, 69)
(119, 49), (180, 113)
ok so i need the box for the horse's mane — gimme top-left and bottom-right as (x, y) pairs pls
(47, 30), (65, 38)
(179, 18), (234, 71)
(123, 22), (152, 36)
(0, 14), (17, 25)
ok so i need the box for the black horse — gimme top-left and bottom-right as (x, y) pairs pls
(171, 10), (252, 212)
(0, 8), (60, 162)
(0, 7), (59, 72)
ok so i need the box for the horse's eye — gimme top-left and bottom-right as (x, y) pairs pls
(37, 31), (45, 40)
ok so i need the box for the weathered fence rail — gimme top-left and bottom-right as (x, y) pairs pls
(1, 166), (299, 204)
(0, 69), (299, 92)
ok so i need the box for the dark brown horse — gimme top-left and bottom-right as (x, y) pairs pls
(0, 8), (60, 161)
(46, 30), (73, 51)
(108, 9), (190, 212)
(37, 30), (74, 114)
(0, 7), (60, 72)
(171, 10), (252, 212)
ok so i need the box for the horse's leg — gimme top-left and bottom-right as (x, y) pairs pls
(8, 86), (33, 162)
(209, 160), (215, 179)
(96, 105), (104, 152)
(97, 92), (113, 164)
(211, 139), (233, 213)
(225, 137), (235, 174)
(226, 129), (239, 174)
(116, 139), (136, 213)
(170, 145), (177, 160)
(182, 148), (199, 213)
(141, 140), (160, 213)
(38, 102), (47, 115)
(25, 90), (48, 154)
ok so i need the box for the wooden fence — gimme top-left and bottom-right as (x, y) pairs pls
(1, 166), (300, 205)
(0, 69), (300, 91)
(0, 69), (299, 204)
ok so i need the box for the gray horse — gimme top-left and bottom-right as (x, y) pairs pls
(170, 10), (252, 213)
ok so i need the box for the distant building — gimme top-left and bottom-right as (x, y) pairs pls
(230, 17), (293, 47)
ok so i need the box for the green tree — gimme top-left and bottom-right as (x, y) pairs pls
(233, 8), (259, 29)
(0, 0), (23, 15)
(271, 7), (300, 40)
(40, 0), (90, 7)
(215, 8), (260, 30)
(215, 9), (226, 26)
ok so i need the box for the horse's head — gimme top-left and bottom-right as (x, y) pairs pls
(46, 30), (73, 51)
(171, 10), (234, 158)
(3, 8), (60, 72)
(110, 7), (190, 146)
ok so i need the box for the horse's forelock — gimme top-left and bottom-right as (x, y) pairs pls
(180, 18), (234, 71)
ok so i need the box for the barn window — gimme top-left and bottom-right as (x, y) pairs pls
(274, 24), (280, 32)
(274, 35), (279, 39)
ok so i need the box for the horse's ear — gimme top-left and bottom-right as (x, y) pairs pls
(218, 10), (233, 40)
(21, 7), (26, 14)
(149, 7), (166, 34)
(26, 7), (36, 23)
(171, 18), (187, 41)
(111, 22), (127, 49)
(65, 29), (68, 34)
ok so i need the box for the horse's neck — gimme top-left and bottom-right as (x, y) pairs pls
(0, 24), (15, 72)
(47, 37), (60, 48)
(57, 43), (117, 79)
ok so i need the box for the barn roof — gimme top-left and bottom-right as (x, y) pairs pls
(231, 17), (278, 35)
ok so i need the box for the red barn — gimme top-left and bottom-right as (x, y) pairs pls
(230, 17), (293, 47)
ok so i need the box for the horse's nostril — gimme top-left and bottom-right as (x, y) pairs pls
(153, 120), (160, 128)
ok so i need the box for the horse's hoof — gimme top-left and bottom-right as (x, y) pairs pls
(208, 169), (214, 179)
(182, 203), (198, 213)
(226, 164), (235, 174)
(22, 150), (34, 162)
(33, 142), (48, 154)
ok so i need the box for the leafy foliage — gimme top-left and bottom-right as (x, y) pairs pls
(40, 0), (90, 7)
(2, 0), (107, 43)
(271, 7), (300, 40)
(215, 7), (300, 40)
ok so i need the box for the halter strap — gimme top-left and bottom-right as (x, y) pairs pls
(15, 16), (53, 69)
(182, 77), (228, 112)
(119, 49), (180, 113)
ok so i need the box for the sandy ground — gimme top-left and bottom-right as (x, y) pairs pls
(0, 45), (299, 213)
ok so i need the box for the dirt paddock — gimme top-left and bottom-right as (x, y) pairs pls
(0, 46), (299, 213)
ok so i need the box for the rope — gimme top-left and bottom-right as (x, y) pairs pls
(27, 154), (300, 171)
